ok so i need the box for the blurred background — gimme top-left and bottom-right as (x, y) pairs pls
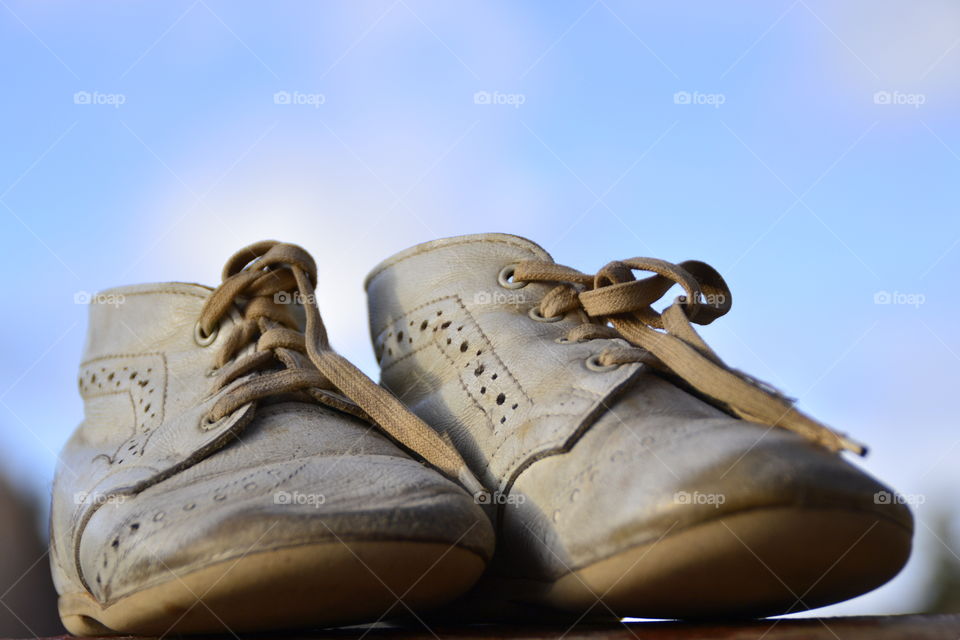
(1, 0), (959, 635)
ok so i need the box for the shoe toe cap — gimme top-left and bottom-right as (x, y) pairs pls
(505, 378), (912, 614)
(77, 418), (493, 608)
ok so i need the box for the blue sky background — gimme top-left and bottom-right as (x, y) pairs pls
(1, 0), (958, 618)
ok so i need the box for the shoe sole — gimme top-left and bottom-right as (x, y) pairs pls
(472, 506), (910, 619)
(59, 540), (485, 634)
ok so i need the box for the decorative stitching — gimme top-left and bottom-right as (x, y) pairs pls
(372, 295), (459, 339)
(451, 296), (531, 403)
(427, 341), (496, 444)
(79, 353), (168, 465)
(377, 295), (532, 404)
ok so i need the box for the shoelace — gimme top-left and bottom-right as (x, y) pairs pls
(512, 257), (866, 455)
(196, 241), (487, 496)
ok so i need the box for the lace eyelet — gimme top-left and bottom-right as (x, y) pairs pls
(529, 306), (564, 323)
(498, 265), (528, 290)
(555, 337), (571, 344)
(193, 321), (219, 347)
(199, 413), (220, 430)
(585, 354), (621, 372)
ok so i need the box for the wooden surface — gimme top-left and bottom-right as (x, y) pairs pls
(29, 614), (960, 640)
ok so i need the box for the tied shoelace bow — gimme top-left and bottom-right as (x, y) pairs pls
(197, 241), (487, 497)
(512, 257), (866, 456)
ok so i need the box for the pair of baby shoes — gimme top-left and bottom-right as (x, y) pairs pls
(51, 235), (912, 635)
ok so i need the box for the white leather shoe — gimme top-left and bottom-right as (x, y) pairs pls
(51, 241), (493, 635)
(365, 233), (912, 620)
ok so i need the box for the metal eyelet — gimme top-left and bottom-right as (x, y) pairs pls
(529, 306), (564, 323)
(498, 265), (528, 290)
(585, 354), (621, 372)
(554, 337), (571, 344)
(193, 321), (219, 347)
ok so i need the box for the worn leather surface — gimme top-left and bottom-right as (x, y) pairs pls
(365, 233), (913, 582)
(51, 282), (493, 604)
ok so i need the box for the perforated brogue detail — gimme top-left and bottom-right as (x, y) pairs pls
(78, 354), (167, 466)
(375, 296), (530, 437)
(371, 293), (638, 490)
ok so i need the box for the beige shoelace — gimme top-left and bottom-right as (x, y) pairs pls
(197, 241), (486, 496)
(513, 257), (866, 455)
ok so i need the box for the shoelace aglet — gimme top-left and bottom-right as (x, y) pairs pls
(458, 467), (489, 503)
(840, 434), (868, 457)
